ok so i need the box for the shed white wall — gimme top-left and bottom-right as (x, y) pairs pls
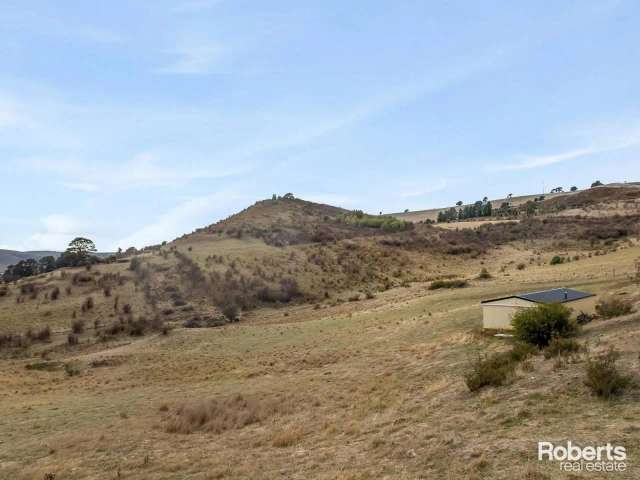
(481, 296), (597, 330)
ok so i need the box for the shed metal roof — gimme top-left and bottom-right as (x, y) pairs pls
(481, 288), (595, 305)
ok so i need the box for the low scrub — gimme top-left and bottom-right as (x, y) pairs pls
(544, 337), (583, 359)
(584, 348), (633, 399)
(549, 256), (565, 265)
(595, 297), (634, 319)
(0, 333), (27, 350)
(512, 304), (578, 348)
(465, 342), (535, 392)
(477, 268), (492, 280)
(340, 211), (413, 232)
(26, 326), (51, 343)
(71, 319), (85, 334)
(429, 279), (468, 290)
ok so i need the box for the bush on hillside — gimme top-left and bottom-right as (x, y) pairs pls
(339, 212), (413, 232)
(595, 297), (634, 319)
(465, 343), (535, 392)
(478, 268), (492, 280)
(71, 319), (85, 334)
(221, 301), (239, 322)
(550, 256), (565, 265)
(511, 304), (578, 348)
(429, 279), (468, 290)
(544, 337), (583, 359)
(584, 348), (632, 399)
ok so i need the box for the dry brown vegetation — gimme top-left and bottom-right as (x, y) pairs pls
(2, 192), (640, 478)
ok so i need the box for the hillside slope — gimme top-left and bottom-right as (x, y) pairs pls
(393, 182), (640, 223)
(2, 194), (640, 478)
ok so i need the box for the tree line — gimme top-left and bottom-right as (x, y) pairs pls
(2, 237), (99, 283)
(437, 199), (492, 222)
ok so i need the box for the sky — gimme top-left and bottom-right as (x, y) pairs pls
(2, 0), (640, 252)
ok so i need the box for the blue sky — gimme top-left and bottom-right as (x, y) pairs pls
(2, 0), (640, 251)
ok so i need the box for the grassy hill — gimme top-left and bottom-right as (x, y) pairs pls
(393, 182), (640, 223)
(1, 192), (640, 478)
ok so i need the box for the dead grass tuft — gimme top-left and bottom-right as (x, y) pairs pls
(163, 394), (293, 434)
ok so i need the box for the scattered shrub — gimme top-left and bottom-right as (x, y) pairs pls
(64, 361), (82, 377)
(81, 296), (94, 313)
(576, 312), (594, 325)
(465, 343), (535, 392)
(477, 268), (492, 279)
(71, 319), (85, 334)
(50, 287), (60, 301)
(0, 333), (27, 350)
(512, 304), (578, 348)
(429, 279), (468, 290)
(516, 263), (526, 270)
(584, 348), (632, 399)
(129, 257), (142, 272)
(67, 334), (79, 346)
(550, 256), (565, 265)
(595, 297), (634, 319)
(122, 304), (132, 314)
(221, 302), (239, 322)
(544, 337), (583, 359)
(465, 353), (512, 391)
(29, 326), (51, 343)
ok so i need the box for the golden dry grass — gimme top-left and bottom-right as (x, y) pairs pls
(1, 227), (640, 479)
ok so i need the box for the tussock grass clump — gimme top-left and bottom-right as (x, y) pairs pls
(71, 319), (85, 334)
(272, 426), (305, 447)
(27, 326), (51, 343)
(465, 342), (536, 392)
(81, 296), (94, 313)
(429, 279), (468, 290)
(595, 297), (634, 319)
(163, 394), (292, 434)
(584, 348), (633, 399)
(512, 304), (578, 348)
(544, 337), (583, 359)
(64, 361), (82, 377)
(0, 333), (27, 350)
(50, 286), (60, 300)
(477, 268), (492, 279)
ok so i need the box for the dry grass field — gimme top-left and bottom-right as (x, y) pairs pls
(2, 194), (640, 479)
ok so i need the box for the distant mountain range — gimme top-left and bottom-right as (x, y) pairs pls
(0, 249), (113, 273)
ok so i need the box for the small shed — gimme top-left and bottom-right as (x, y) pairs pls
(481, 288), (596, 330)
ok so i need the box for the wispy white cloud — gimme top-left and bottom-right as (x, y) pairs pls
(19, 151), (251, 191)
(24, 214), (87, 251)
(156, 41), (227, 75)
(488, 123), (640, 172)
(116, 190), (249, 249)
